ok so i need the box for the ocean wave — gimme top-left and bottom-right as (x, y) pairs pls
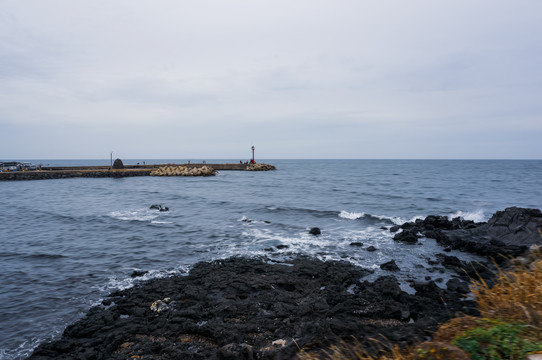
(265, 206), (338, 218)
(0, 333), (58, 360)
(95, 266), (190, 292)
(26, 253), (67, 260)
(448, 210), (486, 222)
(0, 252), (67, 260)
(240, 226), (395, 257)
(338, 211), (365, 220)
(109, 209), (162, 222)
(239, 215), (272, 225)
(338, 210), (413, 225)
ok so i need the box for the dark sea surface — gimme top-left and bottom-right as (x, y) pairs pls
(1, 159), (541, 359)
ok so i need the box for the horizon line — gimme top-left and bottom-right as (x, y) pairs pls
(2, 158), (541, 161)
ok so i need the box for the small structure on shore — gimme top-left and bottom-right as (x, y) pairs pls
(112, 159), (124, 169)
(250, 145), (256, 164)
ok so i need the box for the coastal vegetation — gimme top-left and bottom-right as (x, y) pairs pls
(298, 245), (542, 360)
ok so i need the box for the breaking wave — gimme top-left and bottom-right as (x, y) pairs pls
(448, 210), (486, 223)
(109, 209), (162, 222)
(338, 211), (365, 220)
(338, 210), (421, 225)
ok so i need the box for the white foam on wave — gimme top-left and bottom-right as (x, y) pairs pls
(338, 210), (424, 225)
(242, 228), (309, 246)
(0, 328), (62, 360)
(384, 214), (425, 225)
(448, 210), (486, 222)
(376, 214), (405, 224)
(405, 215), (426, 224)
(109, 208), (162, 222)
(95, 266), (190, 293)
(241, 226), (396, 259)
(238, 215), (271, 225)
(339, 210), (365, 220)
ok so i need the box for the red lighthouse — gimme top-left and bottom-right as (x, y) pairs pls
(250, 145), (256, 164)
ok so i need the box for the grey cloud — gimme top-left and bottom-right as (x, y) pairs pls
(1, 1), (541, 159)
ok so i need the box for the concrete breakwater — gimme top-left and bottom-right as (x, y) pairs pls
(150, 165), (217, 176)
(0, 169), (153, 181)
(0, 163), (275, 181)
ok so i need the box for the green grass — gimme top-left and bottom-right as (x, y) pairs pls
(450, 319), (542, 360)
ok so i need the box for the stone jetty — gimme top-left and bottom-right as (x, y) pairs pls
(0, 162), (276, 181)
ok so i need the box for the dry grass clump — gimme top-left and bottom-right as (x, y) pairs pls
(297, 248), (542, 360)
(471, 248), (542, 325)
(297, 340), (410, 360)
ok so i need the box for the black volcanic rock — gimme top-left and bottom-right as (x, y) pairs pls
(29, 207), (541, 359)
(380, 260), (400, 271)
(309, 227), (321, 236)
(150, 204), (169, 212)
(412, 280), (443, 300)
(483, 207), (542, 247)
(28, 256), (478, 360)
(446, 278), (470, 294)
(393, 229), (420, 244)
(400, 207), (542, 261)
(435, 254), (464, 269)
(130, 270), (148, 278)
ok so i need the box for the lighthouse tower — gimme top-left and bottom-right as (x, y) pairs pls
(250, 145), (256, 164)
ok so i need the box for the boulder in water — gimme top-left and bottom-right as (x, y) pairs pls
(309, 227), (321, 236)
(380, 260), (400, 271)
(393, 229), (420, 244)
(150, 204), (169, 212)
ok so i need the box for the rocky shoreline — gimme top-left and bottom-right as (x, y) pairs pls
(28, 207), (542, 360)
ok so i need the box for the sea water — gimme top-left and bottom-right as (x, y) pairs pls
(1, 159), (541, 359)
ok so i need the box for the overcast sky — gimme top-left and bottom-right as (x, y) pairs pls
(1, 1), (541, 159)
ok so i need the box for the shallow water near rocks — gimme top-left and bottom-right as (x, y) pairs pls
(1, 159), (542, 359)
